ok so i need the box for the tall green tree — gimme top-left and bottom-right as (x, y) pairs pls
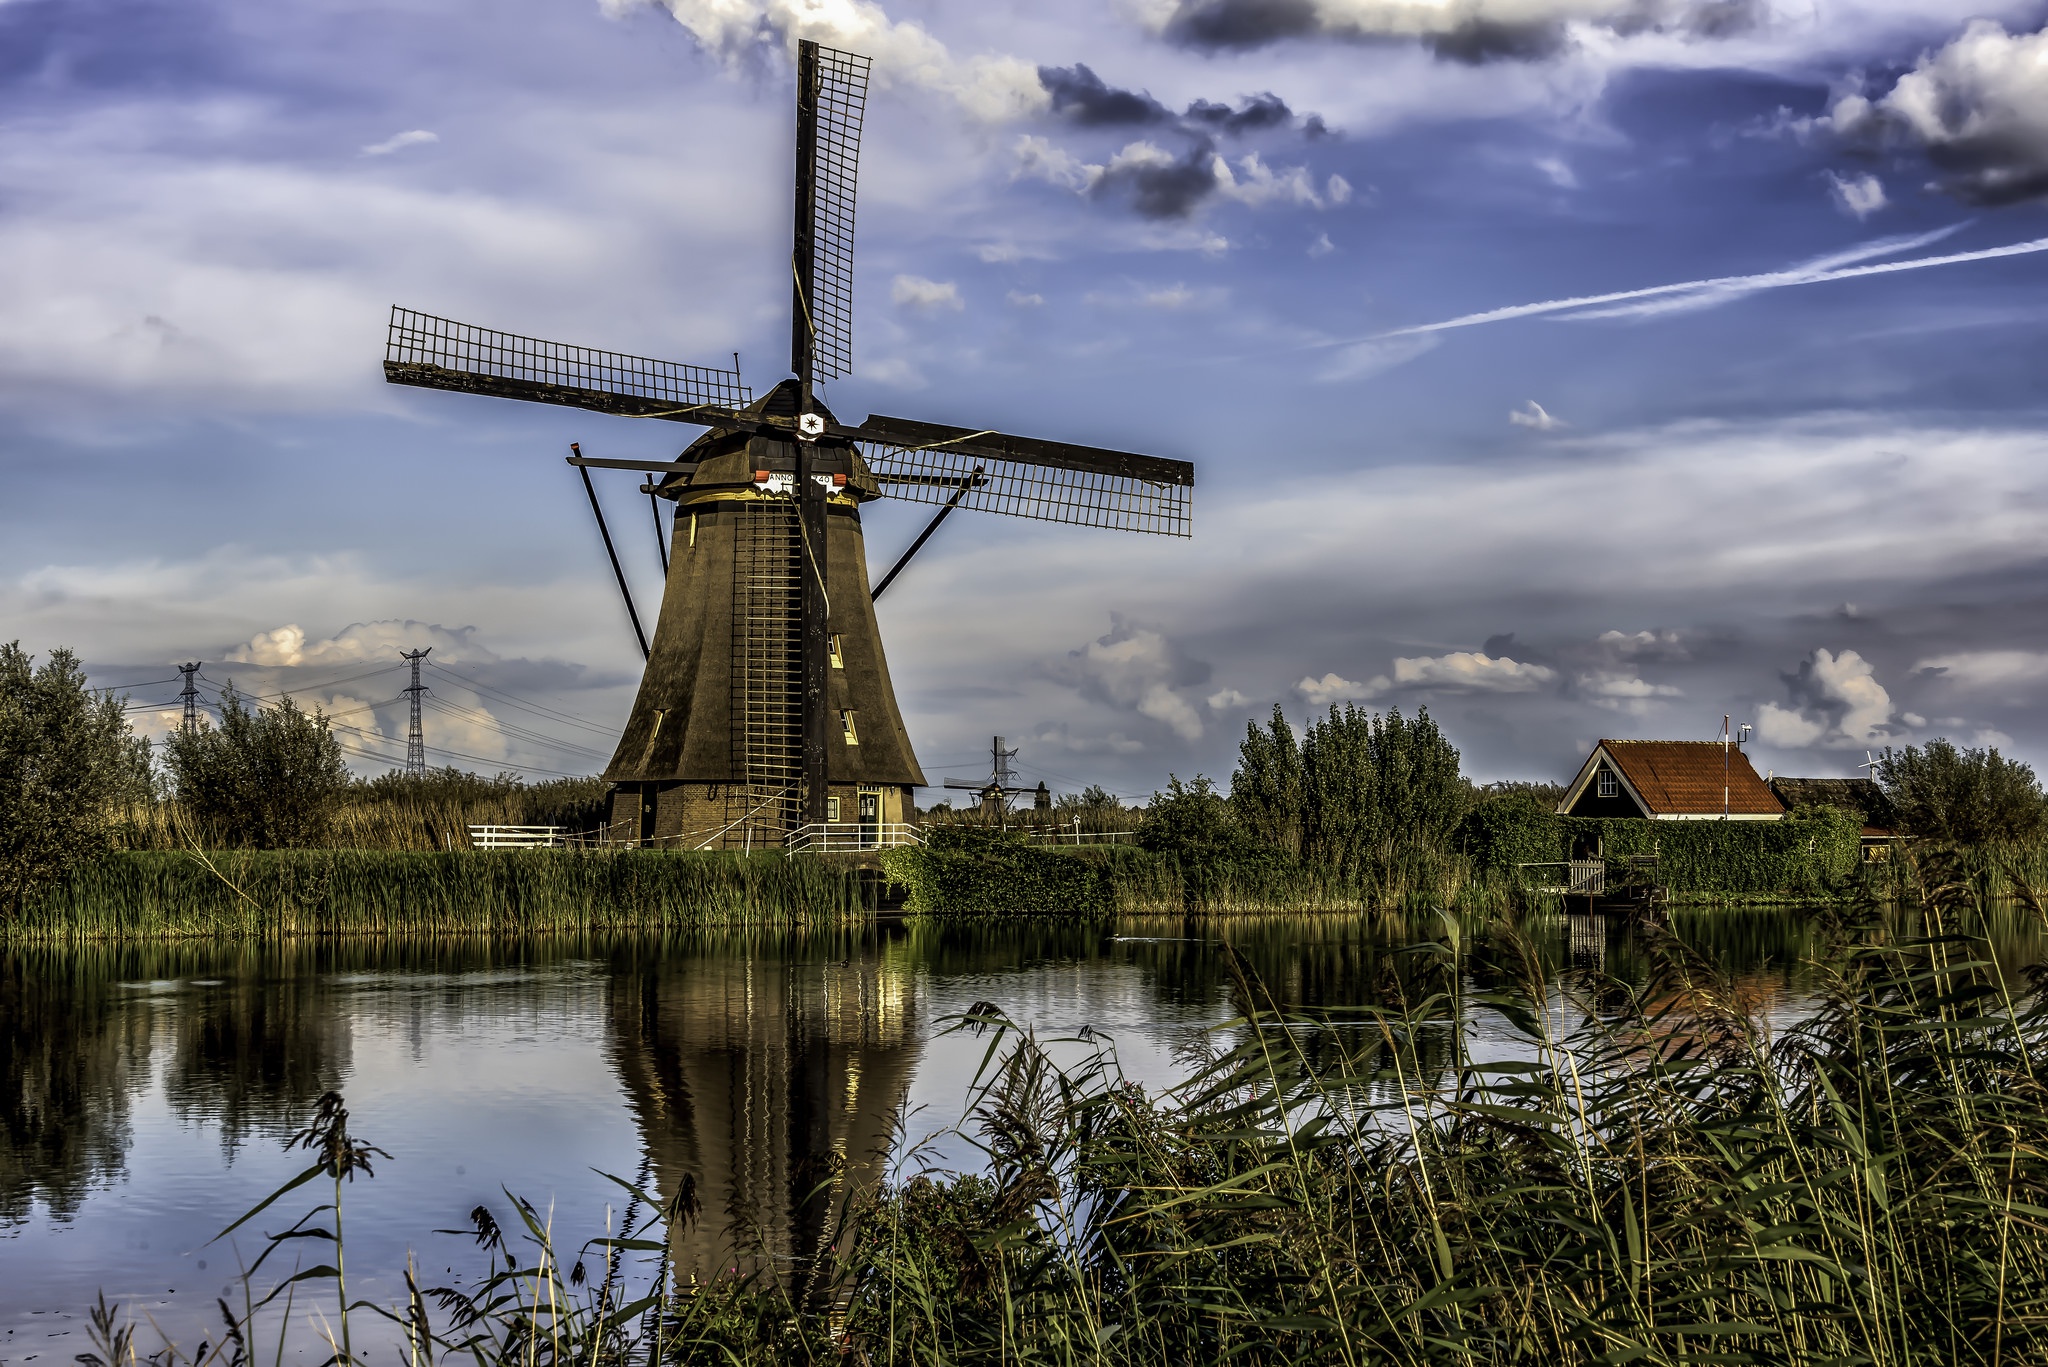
(1876, 739), (2045, 849)
(0, 643), (153, 917)
(1244, 704), (1466, 878)
(1231, 706), (1304, 856)
(163, 685), (349, 848)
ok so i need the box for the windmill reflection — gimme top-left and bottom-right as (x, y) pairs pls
(604, 931), (919, 1291)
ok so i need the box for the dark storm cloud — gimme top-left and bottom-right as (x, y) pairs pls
(1164, 0), (1321, 50)
(1160, 0), (1759, 60)
(1098, 137), (1223, 218)
(1039, 63), (1172, 126)
(1185, 91), (1294, 133)
(1038, 64), (1316, 138)
(1424, 20), (1570, 65)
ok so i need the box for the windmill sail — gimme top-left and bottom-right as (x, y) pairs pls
(384, 308), (751, 418)
(854, 415), (1194, 537)
(791, 42), (871, 384)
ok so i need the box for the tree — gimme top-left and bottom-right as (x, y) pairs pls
(1876, 739), (2045, 849)
(1238, 703), (1467, 878)
(0, 643), (153, 917)
(1232, 707), (1303, 856)
(163, 685), (349, 848)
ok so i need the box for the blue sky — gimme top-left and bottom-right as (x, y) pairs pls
(6, 0), (2048, 795)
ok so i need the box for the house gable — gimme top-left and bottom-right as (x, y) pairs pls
(1557, 746), (1652, 818)
(1559, 740), (1785, 820)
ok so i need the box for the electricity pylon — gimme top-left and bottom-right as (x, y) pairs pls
(400, 648), (432, 777)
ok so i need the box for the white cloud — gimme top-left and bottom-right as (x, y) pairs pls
(620, 0), (1047, 123)
(1296, 672), (1384, 707)
(1535, 156), (1577, 189)
(1006, 289), (1045, 306)
(1509, 399), (1563, 430)
(1759, 647), (1894, 749)
(361, 130), (438, 157)
(1757, 701), (1828, 747)
(861, 356), (927, 388)
(891, 274), (963, 311)
(1050, 616), (1211, 742)
(1308, 232), (1335, 258)
(225, 619), (494, 668)
(1577, 671), (1683, 715)
(1825, 171), (1887, 219)
(1326, 175), (1352, 205)
(1206, 688), (1250, 711)
(1829, 20), (2048, 206)
(1212, 153), (1327, 208)
(1141, 283), (1195, 309)
(1013, 134), (1102, 193)
(1914, 649), (2048, 691)
(1318, 334), (1440, 383)
(1598, 629), (1688, 662)
(1390, 651), (1557, 692)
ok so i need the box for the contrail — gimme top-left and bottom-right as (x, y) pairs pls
(1375, 225), (2048, 338)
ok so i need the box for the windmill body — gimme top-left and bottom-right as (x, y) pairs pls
(606, 381), (925, 847)
(383, 41), (1193, 847)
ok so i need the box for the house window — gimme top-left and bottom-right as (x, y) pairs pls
(827, 796), (841, 822)
(829, 634), (844, 668)
(1597, 770), (1618, 799)
(840, 710), (859, 745)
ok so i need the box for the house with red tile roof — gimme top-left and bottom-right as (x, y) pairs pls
(1557, 740), (1785, 821)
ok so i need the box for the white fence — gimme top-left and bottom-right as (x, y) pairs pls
(1020, 827), (1137, 846)
(782, 822), (923, 853)
(469, 824), (565, 849)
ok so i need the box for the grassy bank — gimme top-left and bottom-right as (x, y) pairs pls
(7, 848), (868, 942)
(95, 856), (2048, 1365)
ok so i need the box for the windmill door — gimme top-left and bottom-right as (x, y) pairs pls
(858, 789), (880, 848)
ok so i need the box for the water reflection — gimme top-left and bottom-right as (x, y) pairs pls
(4, 905), (2044, 1332)
(603, 931), (919, 1288)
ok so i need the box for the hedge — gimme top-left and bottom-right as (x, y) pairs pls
(1461, 799), (1863, 900)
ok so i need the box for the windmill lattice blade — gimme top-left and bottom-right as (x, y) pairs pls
(384, 307), (751, 420)
(855, 416), (1193, 537)
(793, 44), (871, 382)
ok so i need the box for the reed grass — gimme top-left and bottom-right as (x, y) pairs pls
(7, 849), (868, 943)
(83, 846), (2048, 1365)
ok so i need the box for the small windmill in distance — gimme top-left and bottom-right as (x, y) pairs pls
(381, 41), (1195, 850)
(942, 736), (1048, 827)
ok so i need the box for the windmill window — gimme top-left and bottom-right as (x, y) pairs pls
(827, 796), (842, 821)
(829, 634), (844, 668)
(841, 710), (859, 745)
(1597, 770), (1618, 799)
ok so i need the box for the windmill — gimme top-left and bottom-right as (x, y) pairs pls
(382, 41), (1194, 849)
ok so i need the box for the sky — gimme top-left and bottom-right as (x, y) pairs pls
(6, 0), (2048, 797)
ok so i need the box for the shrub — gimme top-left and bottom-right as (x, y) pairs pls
(163, 686), (350, 848)
(1877, 738), (2046, 848)
(0, 644), (153, 918)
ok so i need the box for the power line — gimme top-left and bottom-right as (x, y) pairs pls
(196, 663), (406, 701)
(421, 661), (620, 737)
(419, 695), (615, 762)
(328, 720), (594, 778)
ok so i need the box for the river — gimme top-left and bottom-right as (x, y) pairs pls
(2, 906), (2039, 1356)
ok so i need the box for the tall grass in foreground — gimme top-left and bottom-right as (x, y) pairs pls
(9, 849), (868, 942)
(85, 849), (2048, 1365)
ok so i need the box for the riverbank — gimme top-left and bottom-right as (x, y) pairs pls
(5, 848), (870, 941)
